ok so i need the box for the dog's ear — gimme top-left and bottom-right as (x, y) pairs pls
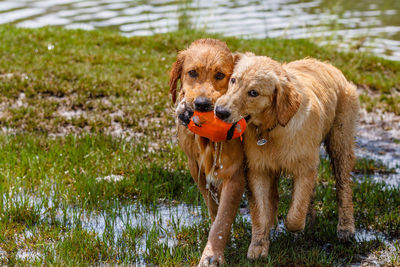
(232, 52), (243, 64)
(275, 76), (302, 126)
(232, 52), (255, 65)
(169, 53), (185, 104)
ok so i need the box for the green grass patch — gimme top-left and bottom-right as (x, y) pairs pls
(0, 134), (195, 207)
(0, 26), (399, 265)
(0, 25), (398, 139)
(0, 134), (398, 265)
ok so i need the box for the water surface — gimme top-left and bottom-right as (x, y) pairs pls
(0, 0), (399, 60)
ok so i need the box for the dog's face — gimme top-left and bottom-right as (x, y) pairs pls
(215, 53), (301, 128)
(169, 39), (234, 125)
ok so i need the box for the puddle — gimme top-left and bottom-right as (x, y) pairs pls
(355, 109), (400, 188)
(73, 202), (203, 265)
(0, 249), (6, 261)
(351, 231), (399, 267)
(1, 190), (204, 264)
(78, 203), (203, 243)
(15, 250), (42, 261)
(95, 174), (124, 182)
(0, 0), (399, 60)
(318, 109), (400, 189)
(1, 187), (399, 265)
(354, 229), (389, 243)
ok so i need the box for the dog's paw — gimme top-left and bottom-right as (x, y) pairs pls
(198, 245), (224, 267)
(198, 255), (224, 267)
(176, 100), (193, 126)
(337, 221), (355, 242)
(247, 239), (269, 260)
(337, 228), (355, 242)
(178, 108), (193, 126)
(285, 217), (305, 233)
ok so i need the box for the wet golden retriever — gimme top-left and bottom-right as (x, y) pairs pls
(169, 39), (245, 266)
(215, 54), (359, 259)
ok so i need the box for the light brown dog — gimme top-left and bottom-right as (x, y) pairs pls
(215, 54), (359, 259)
(169, 39), (245, 266)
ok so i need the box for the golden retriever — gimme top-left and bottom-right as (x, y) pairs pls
(169, 39), (245, 266)
(215, 54), (359, 259)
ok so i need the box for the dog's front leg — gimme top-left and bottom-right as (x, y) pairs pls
(187, 159), (219, 222)
(285, 166), (317, 232)
(198, 167), (245, 267)
(247, 169), (279, 260)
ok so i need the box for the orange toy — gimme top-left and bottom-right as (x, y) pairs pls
(187, 111), (247, 142)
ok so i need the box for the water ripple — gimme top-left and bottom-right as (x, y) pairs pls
(0, 0), (398, 60)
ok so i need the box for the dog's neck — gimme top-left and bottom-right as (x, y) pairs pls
(247, 116), (279, 146)
(250, 116), (278, 133)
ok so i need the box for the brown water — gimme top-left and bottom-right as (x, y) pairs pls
(0, 0), (399, 60)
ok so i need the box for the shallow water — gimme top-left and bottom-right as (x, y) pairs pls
(1, 191), (204, 263)
(0, 0), (400, 60)
(15, 200), (399, 265)
(2, 183), (399, 265)
(355, 110), (400, 188)
(80, 203), (203, 241)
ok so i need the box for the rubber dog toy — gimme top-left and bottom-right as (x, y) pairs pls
(187, 111), (247, 142)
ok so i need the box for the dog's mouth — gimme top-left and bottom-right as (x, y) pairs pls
(177, 97), (216, 126)
(214, 104), (251, 124)
(223, 114), (251, 125)
(178, 103), (250, 128)
(178, 104), (216, 126)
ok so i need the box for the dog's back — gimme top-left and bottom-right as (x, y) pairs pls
(284, 58), (359, 140)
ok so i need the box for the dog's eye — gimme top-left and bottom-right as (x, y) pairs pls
(188, 70), (198, 78)
(214, 72), (225, 80)
(248, 90), (259, 97)
(230, 78), (236, 84)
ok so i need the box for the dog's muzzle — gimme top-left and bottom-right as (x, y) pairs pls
(194, 97), (213, 112)
(215, 105), (231, 121)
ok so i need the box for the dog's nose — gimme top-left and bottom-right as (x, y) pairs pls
(215, 106), (231, 120)
(194, 97), (212, 112)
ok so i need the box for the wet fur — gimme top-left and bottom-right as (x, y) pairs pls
(216, 54), (359, 259)
(169, 39), (245, 266)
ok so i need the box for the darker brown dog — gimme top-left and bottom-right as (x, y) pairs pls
(169, 39), (245, 266)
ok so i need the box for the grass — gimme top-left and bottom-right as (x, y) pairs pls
(0, 135), (398, 265)
(0, 25), (399, 265)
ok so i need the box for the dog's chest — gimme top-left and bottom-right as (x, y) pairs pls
(244, 134), (289, 171)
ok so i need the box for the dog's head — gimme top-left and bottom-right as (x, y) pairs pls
(215, 53), (302, 128)
(169, 39), (234, 125)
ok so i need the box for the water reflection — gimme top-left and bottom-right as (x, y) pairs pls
(0, 0), (399, 60)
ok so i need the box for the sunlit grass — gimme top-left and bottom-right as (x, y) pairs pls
(0, 26), (399, 265)
(0, 134), (398, 265)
